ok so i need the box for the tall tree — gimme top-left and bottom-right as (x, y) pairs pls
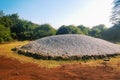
(104, 0), (120, 41)
(111, 0), (120, 24)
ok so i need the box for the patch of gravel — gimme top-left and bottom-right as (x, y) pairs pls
(18, 34), (120, 57)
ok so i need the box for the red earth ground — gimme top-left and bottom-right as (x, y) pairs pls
(0, 56), (120, 80)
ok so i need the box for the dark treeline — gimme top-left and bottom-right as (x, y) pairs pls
(0, 0), (120, 44)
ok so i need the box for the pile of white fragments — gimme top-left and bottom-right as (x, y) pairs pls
(16, 34), (120, 59)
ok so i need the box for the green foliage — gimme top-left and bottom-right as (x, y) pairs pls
(0, 38), (4, 43)
(90, 24), (108, 38)
(57, 25), (82, 34)
(0, 9), (120, 42)
(77, 25), (90, 35)
(103, 24), (120, 41)
(11, 20), (37, 40)
(0, 25), (12, 43)
(0, 10), (57, 41)
(0, 16), (12, 27)
(34, 24), (56, 39)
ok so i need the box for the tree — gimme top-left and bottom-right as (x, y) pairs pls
(0, 16), (13, 28)
(33, 24), (56, 39)
(103, 0), (120, 41)
(111, 0), (120, 24)
(57, 25), (82, 34)
(56, 25), (68, 34)
(90, 24), (108, 38)
(103, 24), (120, 41)
(77, 25), (90, 35)
(11, 20), (38, 40)
(0, 25), (12, 43)
(0, 13), (19, 28)
(0, 11), (57, 41)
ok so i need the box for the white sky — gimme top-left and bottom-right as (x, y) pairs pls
(1, 0), (114, 28)
(55, 0), (114, 28)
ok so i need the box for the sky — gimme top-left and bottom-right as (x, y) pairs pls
(0, 0), (114, 28)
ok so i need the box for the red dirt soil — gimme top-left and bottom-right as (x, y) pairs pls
(0, 56), (120, 80)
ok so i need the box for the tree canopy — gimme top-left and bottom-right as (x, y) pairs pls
(77, 25), (90, 35)
(0, 9), (120, 43)
(57, 25), (82, 34)
(0, 25), (12, 43)
(0, 11), (57, 42)
(33, 24), (56, 39)
(111, 0), (120, 24)
(103, 0), (120, 41)
(90, 24), (108, 38)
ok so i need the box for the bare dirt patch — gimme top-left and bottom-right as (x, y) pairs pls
(0, 56), (120, 80)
